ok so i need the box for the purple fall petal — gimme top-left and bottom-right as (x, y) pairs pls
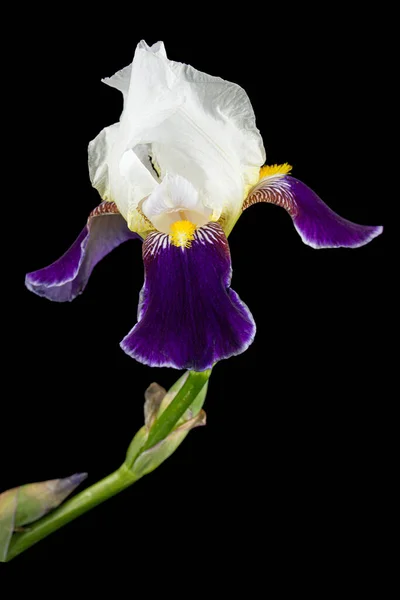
(25, 202), (139, 301)
(244, 175), (383, 249)
(121, 223), (255, 371)
(288, 177), (383, 248)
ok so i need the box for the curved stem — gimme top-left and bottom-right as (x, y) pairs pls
(4, 370), (212, 562)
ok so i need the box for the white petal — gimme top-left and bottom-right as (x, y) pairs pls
(150, 63), (266, 233)
(142, 173), (198, 216)
(88, 123), (119, 201)
(119, 149), (159, 211)
(131, 143), (160, 181)
(137, 40), (167, 57)
(88, 40), (265, 235)
(88, 128), (158, 223)
(141, 173), (212, 232)
(102, 64), (132, 100)
(102, 42), (166, 110)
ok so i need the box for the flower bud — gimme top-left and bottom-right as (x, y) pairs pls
(0, 473), (87, 561)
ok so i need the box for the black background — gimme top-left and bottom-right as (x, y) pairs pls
(1, 5), (391, 588)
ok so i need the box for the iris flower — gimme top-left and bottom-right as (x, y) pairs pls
(25, 41), (382, 371)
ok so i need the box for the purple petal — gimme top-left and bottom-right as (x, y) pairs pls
(121, 223), (255, 370)
(244, 175), (383, 249)
(288, 177), (383, 248)
(25, 202), (139, 302)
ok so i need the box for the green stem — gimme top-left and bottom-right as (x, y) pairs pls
(5, 369), (212, 562)
(5, 465), (137, 561)
(143, 369), (211, 450)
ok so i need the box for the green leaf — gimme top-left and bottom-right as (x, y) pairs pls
(144, 370), (211, 450)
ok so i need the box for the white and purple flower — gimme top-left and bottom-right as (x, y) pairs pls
(25, 41), (383, 371)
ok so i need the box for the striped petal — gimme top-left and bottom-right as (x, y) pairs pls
(244, 173), (383, 249)
(25, 202), (139, 302)
(121, 223), (255, 370)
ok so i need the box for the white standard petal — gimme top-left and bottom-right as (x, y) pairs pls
(102, 42), (167, 112)
(88, 40), (265, 235)
(102, 64), (132, 102)
(88, 123), (119, 201)
(149, 62), (266, 234)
